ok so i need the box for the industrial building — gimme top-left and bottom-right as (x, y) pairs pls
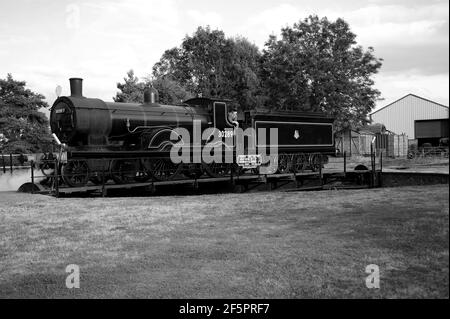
(370, 94), (449, 146)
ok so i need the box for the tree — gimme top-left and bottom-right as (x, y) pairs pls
(152, 26), (263, 110)
(113, 70), (146, 103)
(228, 37), (266, 110)
(260, 15), (383, 129)
(0, 74), (51, 153)
(151, 76), (193, 104)
(114, 70), (193, 105)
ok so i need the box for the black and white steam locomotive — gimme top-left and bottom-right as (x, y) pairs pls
(48, 78), (335, 187)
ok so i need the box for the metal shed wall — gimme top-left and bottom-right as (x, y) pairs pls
(370, 94), (449, 138)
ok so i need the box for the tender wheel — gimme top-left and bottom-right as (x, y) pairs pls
(182, 163), (204, 179)
(90, 174), (108, 185)
(150, 158), (182, 181)
(309, 153), (323, 172)
(61, 160), (89, 187)
(110, 159), (139, 184)
(277, 154), (291, 174)
(291, 153), (307, 173)
(202, 162), (234, 178)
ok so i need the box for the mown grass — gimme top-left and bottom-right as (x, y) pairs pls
(0, 185), (448, 298)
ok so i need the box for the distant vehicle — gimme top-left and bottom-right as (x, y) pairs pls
(439, 137), (449, 147)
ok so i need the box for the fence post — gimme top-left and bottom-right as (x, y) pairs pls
(54, 158), (59, 197)
(373, 150), (376, 187)
(319, 155), (323, 187)
(31, 160), (35, 194)
(379, 151), (383, 187)
(10, 153), (13, 174)
(370, 143), (373, 188)
(380, 151), (383, 172)
(370, 144), (374, 188)
(343, 151), (347, 177)
(2, 152), (5, 174)
(101, 158), (106, 197)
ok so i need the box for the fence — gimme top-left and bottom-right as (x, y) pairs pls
(392, 134), (409, 158)
(375, 134), (409, 157)
(407, 146), (449, 161)
(335, 132), (373, 156)
(0, 153), (31, 173)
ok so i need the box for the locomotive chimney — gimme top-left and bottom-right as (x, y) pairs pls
(144, 86), (159, 104)
(69, 78), (83, 97)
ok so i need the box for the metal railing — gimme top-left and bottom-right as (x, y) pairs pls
(407, 146), (449, 160)
(0, 153), (31, 174)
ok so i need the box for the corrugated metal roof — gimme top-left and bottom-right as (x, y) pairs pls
(370, 93), (448, 116)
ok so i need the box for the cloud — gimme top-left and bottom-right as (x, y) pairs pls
(241, 4), (303, 46)
(374, 42), (449, 75)
(186, 9), (224, 29)
(1, 0), (185, 104)
(242, 1), (448, 106)
(331, 3), (449, 48)
(374, 72), (449, 108)
(326, 2), (449, 76)
(244, 2), (448, 48)
(0, 0), (448, 112)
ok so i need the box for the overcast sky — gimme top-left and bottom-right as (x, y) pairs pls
(0, 0), (448, 112)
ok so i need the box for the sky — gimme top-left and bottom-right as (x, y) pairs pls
(0, 0), (448, 114)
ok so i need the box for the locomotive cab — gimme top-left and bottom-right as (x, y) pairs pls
(183, 97), (237, 130)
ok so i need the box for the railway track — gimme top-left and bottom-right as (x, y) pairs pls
(20, 169), (378, 197)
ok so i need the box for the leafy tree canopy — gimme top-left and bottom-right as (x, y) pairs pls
(113, 69), (192, 105)
(260, 15), (383, 129)
(152, 26), (264, 110)
(118, 19), (382, 128)
(113, 70), (146, 103)
(0, 74), (51, 153)
(151, 76), (193, 104)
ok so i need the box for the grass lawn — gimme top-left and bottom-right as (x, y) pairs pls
(0, 185), (448, 298)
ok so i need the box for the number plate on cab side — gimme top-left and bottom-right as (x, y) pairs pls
(237, 154), (262, 168)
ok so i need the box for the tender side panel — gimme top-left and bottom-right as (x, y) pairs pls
(255, 120), (334, 148)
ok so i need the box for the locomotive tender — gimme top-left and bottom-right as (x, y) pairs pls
(49, 78), (335, 187)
